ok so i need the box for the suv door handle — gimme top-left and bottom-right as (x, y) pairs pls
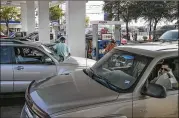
(15, 66), (24, 70)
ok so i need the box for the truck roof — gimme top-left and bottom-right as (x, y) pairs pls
(115, 42), (178, 57)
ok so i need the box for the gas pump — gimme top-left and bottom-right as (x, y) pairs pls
(90, 21), (123, 60)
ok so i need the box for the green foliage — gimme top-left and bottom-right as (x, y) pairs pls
(103, 1), (116, 20)
(143, 36), (148, 41)
(103, 1), (142, 40)
(0, 25), (6, 32)
(103, 1), (177, 40)
(0, 6), (20, 35)
(140, 1), (175, 22)
(0, 6), (20, 21)
(85, 16), (90, 27)
(138, 1), (176, 40)
(168, 1), (178, 22)
(103, 1), (142, 21)
(49, 5), (64, 21)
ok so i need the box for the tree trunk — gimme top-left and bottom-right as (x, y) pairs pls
(114, 3), (120, 42)
(149, 19), (152, 41)
(153, 19), (158, 41)
(5, 21), (9, 36)
(177, 1), (179, 32)
(58, 19), (61, 31)
(126, 21), (130, 41)
(126, 7), (130, 41)
(117, 1), (120, 21)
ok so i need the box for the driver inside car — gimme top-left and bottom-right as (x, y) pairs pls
(150, 60), (178, 90)
(15, 48), (24, 63)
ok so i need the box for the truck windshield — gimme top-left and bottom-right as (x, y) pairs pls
(88, 49), (152, 91)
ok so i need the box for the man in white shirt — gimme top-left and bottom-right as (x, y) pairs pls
(151, 61), (178, 90)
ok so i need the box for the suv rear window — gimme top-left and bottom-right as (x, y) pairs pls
(159, 31), (178, 40)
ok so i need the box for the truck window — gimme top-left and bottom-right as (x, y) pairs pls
(148, 57), (178, 91)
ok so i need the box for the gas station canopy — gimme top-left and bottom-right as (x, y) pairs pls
(1, 0), (87, 58)
(0, 0), (61, 7)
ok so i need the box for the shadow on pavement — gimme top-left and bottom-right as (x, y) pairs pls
(0, 95), (25, 118)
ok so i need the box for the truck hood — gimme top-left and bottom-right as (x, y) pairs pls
(30, 70), (118, 115)
(62, 56), (96, 67)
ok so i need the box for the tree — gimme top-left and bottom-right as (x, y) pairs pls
(0, 6), (20, 35)
(138, 1), (155, 40)
(103, 1), (142, 40)
(49, 5), (64, 21)
(139, 1), (176, 40)
(103, 1), (117, 21)
(85, 16), (90, 27)
(0, 25), (6, 32)
(167, 1), (178, 21)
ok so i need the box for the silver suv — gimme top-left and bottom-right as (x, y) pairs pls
(0, 39), (96, 93)
(21, 42), (178, 118)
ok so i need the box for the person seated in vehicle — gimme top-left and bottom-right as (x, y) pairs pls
(15, 48), (24, 63)
(53, 37), (70, 61)
(150, 60), (178, 90)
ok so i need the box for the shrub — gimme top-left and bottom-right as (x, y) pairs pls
(143, 36), (148, 41)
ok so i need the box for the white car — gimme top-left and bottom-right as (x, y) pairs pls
(0, 39), (96, 93)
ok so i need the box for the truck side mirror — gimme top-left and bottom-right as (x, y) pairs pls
(141, 83), (167, 98)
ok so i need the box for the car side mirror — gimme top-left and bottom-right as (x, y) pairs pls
(45, 58), (54, 65)
(141, 83), (167, 98)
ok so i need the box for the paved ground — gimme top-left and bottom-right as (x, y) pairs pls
(0, 96), (25, 118)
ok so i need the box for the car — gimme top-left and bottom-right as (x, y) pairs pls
(21, 42), (178, 118)
(155, 25), (177, 39)
(0, 39), (96, 93)
(25, 31), (54, 41)
(10, 31), (27, 38)
(158, 29), (179, 42)
(121, 38), (127, 45)
(25, 31), (38, 39)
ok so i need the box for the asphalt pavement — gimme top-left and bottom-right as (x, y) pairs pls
(0, 96), (25, 118)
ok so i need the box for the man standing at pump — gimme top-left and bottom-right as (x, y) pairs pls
(53, 37), (70, 61)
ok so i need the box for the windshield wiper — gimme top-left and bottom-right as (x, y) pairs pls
(88, 68), (121, 93)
